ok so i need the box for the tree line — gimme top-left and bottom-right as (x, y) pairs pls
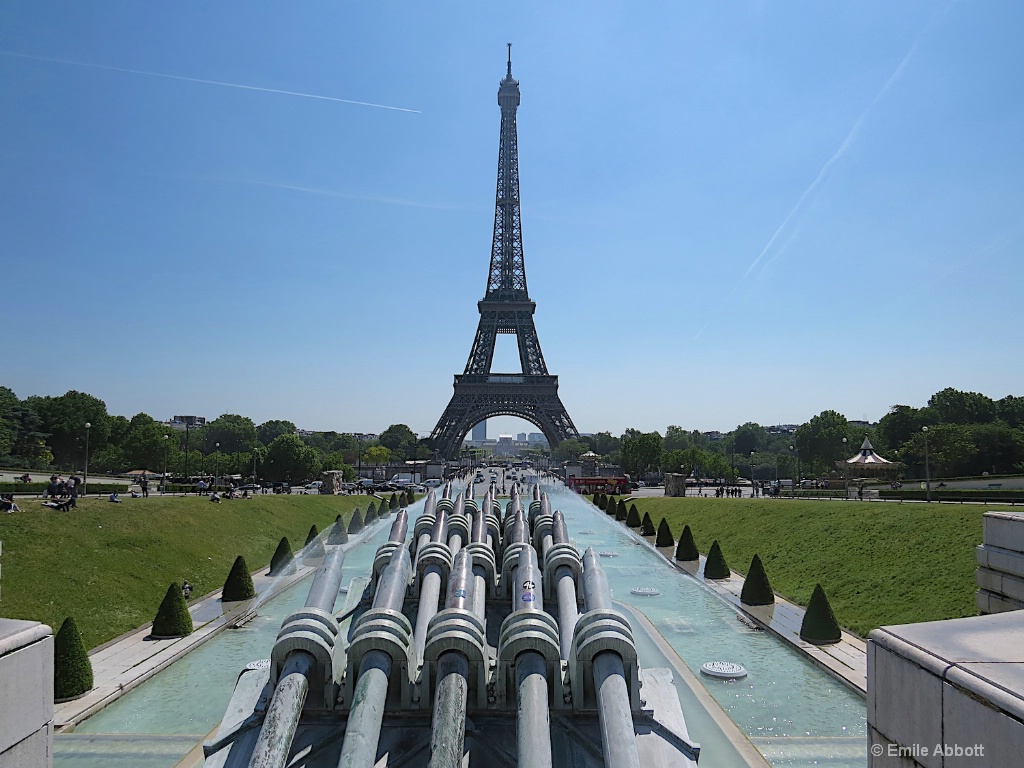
(0, 387), (428, 483)
(552, 388), (1024, 482)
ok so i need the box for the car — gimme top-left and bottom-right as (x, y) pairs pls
(474, 476), (486, 484)
(237, 483), (260, 492)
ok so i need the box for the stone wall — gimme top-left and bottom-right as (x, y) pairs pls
(976, 511), (1024, 613)
(0, 619), (53, 768)
(868, 611), (1024, 767)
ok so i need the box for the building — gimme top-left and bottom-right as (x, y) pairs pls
(472, 421), (487, 442)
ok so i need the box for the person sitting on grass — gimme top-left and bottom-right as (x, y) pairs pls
(210, 492), (221, 503)
(1, 495), (20, 513)
(109, 491), (121, 503)
(182, 581), (193, 600)
(130, 488), (142, 498)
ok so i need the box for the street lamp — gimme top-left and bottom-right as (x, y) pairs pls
(923, 426), (931, 503)
(83, 422), (91, 496)
(162, 434), (169, 494)
(789, 444), (799, 496)
(842, 437), (849, 499)
(252, 444), (259, 486)
(750, 451), (756, 497)
(215, 442), (220, 488)
(184, 423), (191, 484)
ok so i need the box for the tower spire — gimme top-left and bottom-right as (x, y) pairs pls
(507, 42), (512, 77)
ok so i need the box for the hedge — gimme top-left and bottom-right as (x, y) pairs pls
(703, 540), (730, 580)
(54, 617), (93, 700)
(222, 555), (257, 602)
(152, 583), (193, 638)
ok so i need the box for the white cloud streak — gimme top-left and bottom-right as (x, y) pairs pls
(0, 50), (421, 113)
(739, 7), (949, 283)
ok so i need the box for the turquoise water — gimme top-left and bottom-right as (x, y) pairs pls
(57, 482), (867, 767)
(547, 482), (865, 766)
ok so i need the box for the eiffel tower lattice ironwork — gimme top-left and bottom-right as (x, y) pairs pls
(430, 47), (578, 459)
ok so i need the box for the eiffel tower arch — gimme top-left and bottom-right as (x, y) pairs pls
(430, 48), (578, 459)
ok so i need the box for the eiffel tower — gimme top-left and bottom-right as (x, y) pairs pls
(430, 47), (578, 459)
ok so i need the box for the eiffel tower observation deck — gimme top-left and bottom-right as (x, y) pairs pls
(430, 47), (579, 459)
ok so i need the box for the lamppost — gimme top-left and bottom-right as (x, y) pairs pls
(162, 434), (169, 494)
(789, 444), (799, 496)
(184, 423), (191, 483)
(750, 451), (756, 497)
(214, 442), (220, 489)
(83, 422), (91, 496)
(842, 437), (849, 499)
(923, 426), (932, 503)
(252, 444), (259, 486)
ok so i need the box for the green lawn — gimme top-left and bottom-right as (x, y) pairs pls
(630, 497), (1011, 638)
(0, 494), (372, 648)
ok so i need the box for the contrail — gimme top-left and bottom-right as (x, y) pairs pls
(739, 6), (949, 282)
(0, 50), (421, 113)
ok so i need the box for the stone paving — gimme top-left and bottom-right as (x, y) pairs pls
(54, 562), (318, 732)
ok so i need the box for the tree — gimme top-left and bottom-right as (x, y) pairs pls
(732, 423), (767, 456)
(203, 414), (258, 454)
(969, 423), (1024, 475)
(364, 445), (391, 465)
(661, 448), (687, 475)
(620, 430), (663, 478)
(900, 424), (979, 477)
(740, 554), (774, 606)
(877, 405), (927, 452)
(258, 420), (297, 446)
(663, 425), (692, 452)
(264, 433), (321, 482)
(122, 417), (174, 470)
(996, 396), (1024, 429)
(675, 525), (699, 562)
(795, 410), (850, 475)
(379, 424), (418, 460)
(552, 439), (589, 462)
(928, 388), (996, 425)
(29, 390), (111, 467)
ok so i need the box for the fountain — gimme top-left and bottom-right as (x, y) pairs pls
(201, 484), (701, 767)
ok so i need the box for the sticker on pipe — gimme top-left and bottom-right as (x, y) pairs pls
(521, 593), (535, 602)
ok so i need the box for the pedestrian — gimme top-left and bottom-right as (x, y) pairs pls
(140, 476), (149, 498)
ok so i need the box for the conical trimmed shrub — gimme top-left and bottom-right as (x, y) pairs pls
(740, 554), (774, 606)
(222, 555), (256, 602)
(403, 490), (412, 507)
(675, 525), (699, 561)
(389, 493), (399, 510)
(335, 514), (343, 524)
(305, 524), (325, 558)
(269, 537), (294, 576)
(348, 508), (365, 533)
(625, 505), (642, 527)
(640, 511), (655, 536)
(703, 540), (730, 579)
(152, 582), (194, 637)
(597, 493), (606, 509)
(656, 518), (674, 547)
(605, 495), (617, 515)
(364, 503), (378, 525)
(328, 517), (349, 545)
(800, 584), (842, 645)
(305, 525), (320, 546)
(593, 493), (601, 506)
(617, 499), (628, 520)
(54, 617), (93, 700)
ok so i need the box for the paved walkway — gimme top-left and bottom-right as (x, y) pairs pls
(54, 561), (318, 731)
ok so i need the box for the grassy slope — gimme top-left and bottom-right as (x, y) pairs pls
(0, 494), (371, 648)
(631, 497), (1012, 638)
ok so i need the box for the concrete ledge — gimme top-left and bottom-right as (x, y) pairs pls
(868, 611), (1024, 767)
(0, 619), (53, 768)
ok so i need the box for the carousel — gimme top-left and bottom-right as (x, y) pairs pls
(836, 437), (901, 497)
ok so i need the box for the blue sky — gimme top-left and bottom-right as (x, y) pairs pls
(3, 2), (1022, 439)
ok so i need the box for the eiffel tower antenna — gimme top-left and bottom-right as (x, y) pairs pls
(430, 50), (578, 459)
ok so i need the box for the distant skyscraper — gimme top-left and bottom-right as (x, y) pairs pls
(472, 421), (487, 442)
(517, 432), (527, 442)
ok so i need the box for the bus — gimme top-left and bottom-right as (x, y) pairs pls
(567, 476), (630, 496)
